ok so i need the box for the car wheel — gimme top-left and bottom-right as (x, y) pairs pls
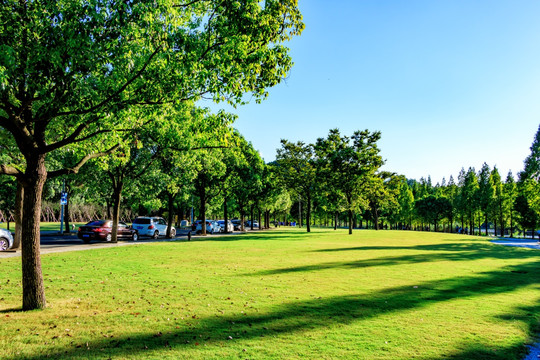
(153, 230), (159, 239)
(0, 238), (8, 251)
(171, 229), (176, 237)
(106, 233), (112, 242)
(132, 232), (138, 241)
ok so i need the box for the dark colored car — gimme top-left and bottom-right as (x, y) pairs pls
(231, 219), (242, 231)
(78, 220), (138, 243)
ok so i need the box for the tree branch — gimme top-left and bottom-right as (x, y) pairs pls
(0, 164), (23, 178)
(48, 144), (121, 178)
(169, 145), (232, 152)
(56, 46), (163, 117)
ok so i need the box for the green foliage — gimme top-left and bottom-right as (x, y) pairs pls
(415, 195), (452, 230)
(520, 124), (540, 181)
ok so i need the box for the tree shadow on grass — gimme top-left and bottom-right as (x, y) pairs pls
(189, 229), (324, 243)
(253, 242), (537, 276)
(14, 260), (540, 360)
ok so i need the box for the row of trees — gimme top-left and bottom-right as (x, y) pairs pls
(0, 1), (304, 310)
(273, 126), (540, 239)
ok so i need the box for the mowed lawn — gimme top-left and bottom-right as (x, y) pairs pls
(0, 228), (538, 359)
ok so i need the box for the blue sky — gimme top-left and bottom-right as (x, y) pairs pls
(207, 1), (540, 183)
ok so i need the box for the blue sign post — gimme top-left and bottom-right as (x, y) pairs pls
(60, 192), (68, 206)
(60, 179), (67, 233)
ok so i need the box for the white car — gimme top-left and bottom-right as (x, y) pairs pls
(217, 220), (234, 233)
(132, 217), (176, 238)
(195, 220), (221, 234)
(0, 228), (14, 251)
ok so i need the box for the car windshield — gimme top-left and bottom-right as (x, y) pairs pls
(133, 218), (151, 224)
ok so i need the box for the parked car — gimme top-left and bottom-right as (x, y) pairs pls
(195, 220), (220, 234)
(0, 228), (14, 251)
(78, 220), (138, 243)
(246, 220), (259, 228)
(231, 219), (242, 231)
(217, 220), (234, 233)
(132, 217), (176, 238)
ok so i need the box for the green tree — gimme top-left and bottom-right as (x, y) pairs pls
(315, 129), (383, 235)
(276, 140), (318, 232)
(520, 124), (540, 181)
(0, 1), (302, 310)
(461, 167), (479, 235)
(504, 171), (517, 237)
(415, 195), (452, 232)
(477, 163), (494, 235)
(396, 178), (415, 229)
(489, 167), (504, 236)
(443, 175), (458, 232)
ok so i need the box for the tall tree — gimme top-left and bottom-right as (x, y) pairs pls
(315, 129), (383, 235)
(396, 178), (415, 230)
(0, 1), (303, 310)
(461, 167), (479, 235)
(490, 167), (505, 236)
(415, 195), (452, 232)
(504, 171), (517, 238)
(276, 140), (318, 232)
(520, 124), (540, 181)
(477, 163), (494, 235)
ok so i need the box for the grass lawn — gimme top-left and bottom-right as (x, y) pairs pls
(0, 228), (538, 359)
(0, 222), (87, 232)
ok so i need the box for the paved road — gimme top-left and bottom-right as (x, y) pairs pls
(0, 228), (241, 258)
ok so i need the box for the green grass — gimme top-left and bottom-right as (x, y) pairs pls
(0, 222), (87, 232)
(0, 228), (538, 359)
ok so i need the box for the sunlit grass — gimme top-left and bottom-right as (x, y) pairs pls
(0, 228), (538, 359)
(0, 222), (86, 232)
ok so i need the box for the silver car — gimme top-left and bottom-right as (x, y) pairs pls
(0, 228), (14, 251)
(132, 217), (176, 238)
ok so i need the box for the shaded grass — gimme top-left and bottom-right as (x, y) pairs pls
(0, 228), (538, 359)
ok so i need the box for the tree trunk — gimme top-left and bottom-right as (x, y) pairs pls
(306, 196), (311, 233)
(510, 211), (514, 237)
(348, 209), (353, 235)
(334, 212), (337, 230)
(250, 205), (254, 230)
(200, 193), (207, 236)
(258, 208), (262, 231)
(111, 180), (123, 243)
(12, 181), (23, 250)
(21, 154), (47, 310)
(223, 196), (229, 234)
(166, 192), (175, 238)
(106, 200), (112, 220)
(485, 214), (488, 236)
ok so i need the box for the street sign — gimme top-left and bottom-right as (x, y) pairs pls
(60, 191), (68, 205)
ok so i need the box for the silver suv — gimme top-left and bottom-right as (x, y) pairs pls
(0, 228), (14, 251)
(132, 217), (176, 238)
